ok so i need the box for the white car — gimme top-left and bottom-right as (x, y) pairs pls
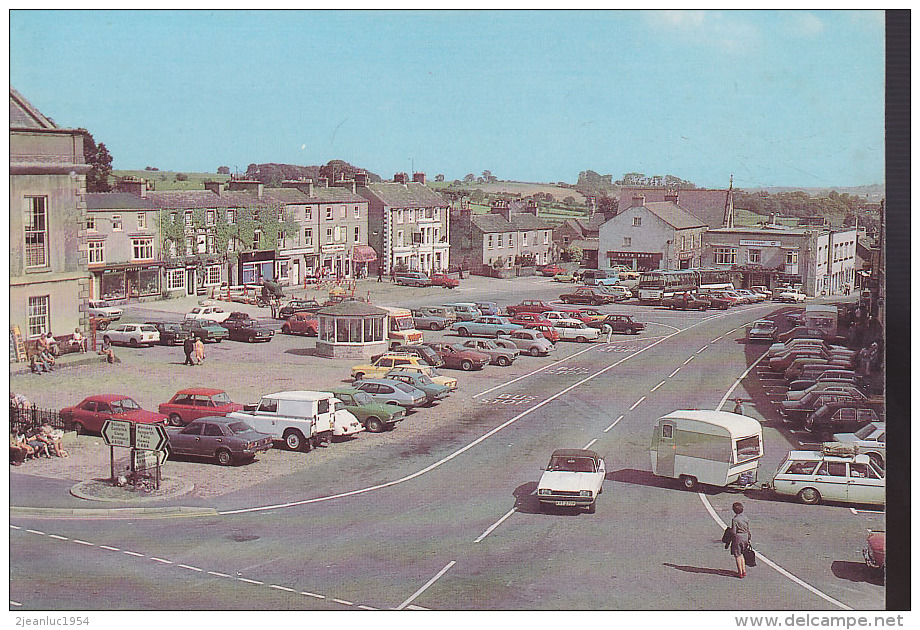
(498, 329), (555, 356)
(777, 289), (807, 303)
(102, 323), (160, 347)
(551, 318), (600, 342)
(831, 421), (886, 467)
(769, 449), (884, 506)
(185, 305), (231, 323)
(537, 449), (606, 513)
(86, 299), (123, 321)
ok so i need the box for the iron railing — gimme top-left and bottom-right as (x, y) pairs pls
(10, 403), (66, 433)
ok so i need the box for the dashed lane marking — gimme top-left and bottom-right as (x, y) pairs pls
(475, 507), (518, 543)
(629, 396), (646, 411)
(178, 564), (203, 572)
(73, 539), (93, 546)
(332, 598), (354, 606)
(696, 346), (708, 354)
(604, 414), (624, 432)
(123, 551), (144, 557)
(10, 525), (21, 530)
(11, 601), (21, 607)
(208, 571), (231, 578)
(396, 560), (456, 610)
(583, 438), (598, 450)
(99, 545), (120, 551)
(668, 367), (681, 378)
(301, 591), (325, 599)
(151, 557), (172, 564)
(238, 578), (264, 585)
(358, 605), (377, 610)
(683, 356), (694, 365)
(49, 534), (68, 541)
(650, 380), (666, 392)
(25, 529), (45, 535)
(270, 585), (296, 593)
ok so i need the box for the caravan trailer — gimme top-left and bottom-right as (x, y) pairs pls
(650, 410), (763, 490)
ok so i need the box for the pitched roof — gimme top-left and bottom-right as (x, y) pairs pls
(470, 214), (516, 233)
(643, 201), (707, 230)
(509, 214), (551, 231)
(145, 190), (273, 210)
(362, 182), (447, 208)
(619, 187), (732, 229)
(9, 87), (56, 130)
(85, 192), (159, 210)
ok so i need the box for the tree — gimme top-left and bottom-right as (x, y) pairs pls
(435, 173), (445, 182)
(175, 173), (189, 182)
(217, 166), (230, 174)
(145, 166), (159, 171)
(562, 245), (583, 263)
(464, 173), (476, 183)
(563, 196), (577, 206)
(79, 128), (113, 192)
(597, 195), (618, 215)
(616, 172), (646, 186)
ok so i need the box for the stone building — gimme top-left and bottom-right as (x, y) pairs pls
(450, 203), (554, 276)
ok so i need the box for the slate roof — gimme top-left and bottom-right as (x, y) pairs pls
(619, 187), (732, 229)
(145, 190), (273, 210)
(643, 202), (707, 230)
(85, 192), (159, 210)
(318, 300), (387, 317)
(471, 212), (552, 234)
(9, 87), (56, 130)
(510, 214), (551, 231)
(265, 186), (367, 204)
(362, 182), (447, 208)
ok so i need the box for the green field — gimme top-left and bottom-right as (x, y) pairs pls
(113, 170), (230, 191)
(429, 180), (586, 204)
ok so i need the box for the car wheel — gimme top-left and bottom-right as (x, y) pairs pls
(586, 501), (596, 514)
(496, 355), (510, 366)
(215, 448), (233, 466)
(281, 324), (291, 334)
(283, 429), (307, 452)
(460, 360), (473, 371)
(72, 421), (85, 435)
(430, 322), (441, 331)
(129, 338), (140, 348)
(365, 417), (385, 433)
(214, 338), (222, 343)
(353, 372), (365, 381)
(797, 487), (821, 505)
(168, 413), (183, 427)
(576, 336), (587, 343)
(457, 327), (469, 337)
(680, 475), (698, 490)
(530, 346), (542, 357)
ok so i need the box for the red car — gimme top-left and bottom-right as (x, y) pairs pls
(541, 264), (565, 277)
(423, 342), (490, 371)
(281, 312), (319, 336)
(158, 388), (244, 427)
(60, 394), (167, 435)
(524, 323), (560, 343)
(429, 273), (460, 289)
(506, 300), (555, 316)
(510, 312), (553, 327)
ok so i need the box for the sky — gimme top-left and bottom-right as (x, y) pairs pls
(9, 10), (886, 189)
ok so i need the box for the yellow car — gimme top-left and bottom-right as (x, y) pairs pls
(351, 353), (426, 380)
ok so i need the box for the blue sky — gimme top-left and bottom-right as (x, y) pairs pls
(10, 10), (885, 188)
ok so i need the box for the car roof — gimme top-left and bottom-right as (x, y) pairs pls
(263, 391), (332, 401)
(175, 388), (226, 396)
(550, 448), (600, 460)
(84, 394), (132, 402)
(187, 415), (240, 425)
(786, 450), (871, 463)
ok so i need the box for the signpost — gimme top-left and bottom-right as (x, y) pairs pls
(100, 420), (169, 489)
(101, 419), (133, 483)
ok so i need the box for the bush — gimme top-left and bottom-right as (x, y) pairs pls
(175, 173), (189, 182)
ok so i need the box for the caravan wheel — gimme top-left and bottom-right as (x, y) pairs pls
(680, 475), (698, 490)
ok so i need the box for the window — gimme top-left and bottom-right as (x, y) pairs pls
(184, 211), (193, 226)
(354, 205), (360, 219)
(252, 230), (261, 249)
(166, 269), (185, 291)
(397, 230), (404, 247)
(132, 237), (154, 260)
(186, 237), (195, 256)
(226, 209), (235, 224)
(304, 207), (312, 220)
(326, 228), (334, 243)
(304, 228), (313, 246)
(354, 226), (360, 242)
(203, 424), (223, 437)
(785, 251), (798, 264)
(257, 398), (278, 413)
(661, 424), (673, 439)
(681, 236), (687, 250)
(623, 237), (632, 246)
(88, 240), (105, 265)
(206, 264), (221, 285)
(544, 231), (550, 245)
(112, 214), (122, 231)
(748, 249), (762, 264)
(816, 462), (848, 477)
(333, 226), (342, 242)
(206, 210), (215, 226)
(397, 209), (404, 224)
(137, 213), (147, 229)
(340, 206), (346, 219)
(86, 216), (96, 232)
(715, 248), (737, 264)
(326, 207), (333, 220)
(171, 212), (178, 225)
(487, 234), (494, 249)
(23, 197), (49, 268)
(27, 296), (50, 338)
(497, 234), (503, 248)
(522, 232), (529, 246)
(633, 217), (642, 227)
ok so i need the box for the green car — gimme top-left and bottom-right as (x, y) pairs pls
(384, 368), (451, 404)
(329, 387), (405, 433)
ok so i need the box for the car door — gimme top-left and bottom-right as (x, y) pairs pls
(200, 422), (226, 456)
(73, 400), (98, 431)
(812, 461), (849, 501)
(171, 422), (203, 456)
(846, 461), (884, 504)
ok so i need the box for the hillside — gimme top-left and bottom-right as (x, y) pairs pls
(113, 169), (230, 191)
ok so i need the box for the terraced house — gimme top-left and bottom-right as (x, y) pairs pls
(9, 87), (91, 341)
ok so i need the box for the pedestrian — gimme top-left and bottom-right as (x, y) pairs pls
(733, 398), (744, 415)
(100, 335), (116, 363)
(194, 336), (206, 365)
(72, 328), (87, 353)
(729, 501), (752, 578)
(30, 352), (49, 374)
(377, 267), (383, 282)
(183, 336), (196, 366)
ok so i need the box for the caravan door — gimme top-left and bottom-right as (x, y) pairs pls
(657, 421), (676, 477)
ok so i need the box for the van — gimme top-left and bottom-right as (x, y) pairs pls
(650, 410), (763, 490)
(580, 269), (618, 286)
(394, 271), (431, 287)
(443, 302), (481, 321)
(768, 446), (884, 505)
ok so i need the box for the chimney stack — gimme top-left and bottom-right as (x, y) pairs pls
(117, 176), (147, 198)
(227, 179), (263, 198)
(664, 193), (679, 204)
(282, 179), (315, 197)
(412, 172), (426, 184)
(632, 194), (646, 208)
(317, 177), (328, 188)
(203, 181), (224, 196)
(354, 172), (368, 187)
(393, 172), (408, 185)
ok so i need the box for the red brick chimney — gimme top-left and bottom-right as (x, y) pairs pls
(393, 172), (409, 184)
(631, 195), (646, 208)
(412, 172), (426, 184)
(354, 172), (368, 187)
(117, 177), (147, 198)
(203, 181), (223, 196)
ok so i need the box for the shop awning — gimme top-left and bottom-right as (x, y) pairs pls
(352, 245), (378, 262)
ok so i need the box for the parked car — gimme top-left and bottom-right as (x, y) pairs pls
(450, 316), (522, 338)
(746, 320), (778, 343)
(578, 269), (619, 286)
(498, 329), (554, 357)
(506, 300), (555, 316)
(165, 416), (272, 465)
(385, 369), (450, 404)
(750, 286), (772, 300)
(278, 298), (322, 319)
(540, 264), (565, 277)
(781, 389), (868, 421)
(587, 314), (645, 335)
(411, 309), (452, 331)
(442, 302), (482, 321)
(422, 342), (490, 371)
(394, 271), (431, 287)
(429, 273), (459, 288)
(222, 313), (275, 343)
(711, 290), (743, 306)
(328, 387), (405, 433)
(60, 394), (167, 435)
(102, 323), (160, 347)
(352, 379), (428, 409)
(158, 388), (244, 427)
(785, 382), (867, 402)
(803, 401), (884, 436)
(351, 353), (427, 381)
(524, 323), (560, 344)
(788, 369), (862, 391)
(373, 344), (443, 368)
(537, 448), (606, 513)
(778, 326), (841, 344)
(454, 339), (518, 366)
(696, 290), (732, 309)
(559, 287), (613, 306)
(768, 339), (855, 360)
(777, 289), (808, 303)
(591, 284), (632, 301)
(184, 305), (232, 323)
(552, 318), (601, 342)
(662, 293), (710, 311)
(864, 532), (886, 573)
(180, 319), (229, 343)
(831, 421), (886, 467)
(281, 312), (319, 336)
(415, 306), (458, 324)
(87, 299), (123, 321)
(768, 448), (884, 506)
(146, 321), (190, 346)
(552, 272), (577, 283)
(475, 301), (500, 316)
(510, 312), (553, 327)
(385, 364), (457, 391)
(735, 288), (765, 303)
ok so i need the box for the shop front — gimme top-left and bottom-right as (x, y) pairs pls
(351, 244), (378, 278)
(605, 251), (663, 271)
(239, 250), (277, 285)
(98, 263), (163, 301)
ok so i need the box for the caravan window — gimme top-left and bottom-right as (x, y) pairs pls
(735, 435), (761, 462)
(661, 424), (673, 439)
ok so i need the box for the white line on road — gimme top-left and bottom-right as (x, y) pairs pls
(357, 605), (377, 610)
(123, 551), (144, 557)
(406, 605), (429, 610)
(73, 539), (93, 546)
(178, 564), (202, 572)
(668, 367), (681, 378)
(11, 601), (21, 607)
(49, 534), (68, 541)
(474, 507), (518, 543)
(650, 380), (666, 392)
(332, 598), (354, 606)
(238, 577), (263, 585)
(270, 585), (295, 593)
(683, 356), (694, 365)
(629, 396), (646, 411)
(604, 414), (625, 432)
(25, 529), (45, 535)
(99, 545), (120, 551)
(696, 346), (708, 354)
(472, 343), (601, 398)
(208, 571), (231, 578)
(583, 438), (598, 450)
(10, 525), (20, 530)
(716, 349), (771, 411)
(150, 557), (172, 564)
(396, 560), (456, 610)
(301, 591), (325, 599)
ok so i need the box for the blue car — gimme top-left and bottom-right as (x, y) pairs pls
(450, 316), (522, 338)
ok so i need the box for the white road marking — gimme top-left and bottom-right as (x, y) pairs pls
(270, 585), (295, 593)
(583, 438), (598, 450)
(238, 577), (263, 585)
(25, 529), (45, 535)
(73, 539), (93, 546)
(474, 507), (518, 543)
(11, 600), (21, 607)
(178, 564), (203, 572)
(208, 571), (231, 578)
(332, 598), (354, 606)
(99, 545), (120, 551)
(150, 557), (172, 564)
(396, 560), (456, 610)
(301, 591), (325, 599)
(849, 508), (859, 516)
(604, 414), (625, 432)
(123, 551), (144, 557)
(696, 346), (708, 354)
(683, 356), (694, 365)
(406, 605), (429, 610)
(716, 349), (771, 411)
(10, 525), (21, 530)
(357, 605), (377, 610)
(472, 343), (600, 398)
(629, 396), (646, 411)
(668, 367), (681, 378)
(650, 380), (666, 392)
(49, 534), (68, 541)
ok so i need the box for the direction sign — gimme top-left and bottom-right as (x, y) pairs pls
(101, 419), (132, 448)
(133, 449), (168, 470)
(134, 423), (169, 452)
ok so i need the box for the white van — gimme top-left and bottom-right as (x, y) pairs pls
(443, 302), (481, 321)
(769, 446), (884, 506)
(650, 410), (763, 490)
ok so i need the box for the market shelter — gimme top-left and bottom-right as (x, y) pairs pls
(315, 300), (388, 359)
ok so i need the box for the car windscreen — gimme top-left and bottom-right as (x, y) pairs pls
(391, 382), (417, 393)
(854, 424), (878, 440)
(353, 392), (374, 405)
(227, 422), (253, 434)
(393, 318), (415, 331)
(210, 392), (231, 405)
(549, 456), (596, 473)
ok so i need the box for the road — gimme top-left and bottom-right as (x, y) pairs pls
(9, 278), (885, 610)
